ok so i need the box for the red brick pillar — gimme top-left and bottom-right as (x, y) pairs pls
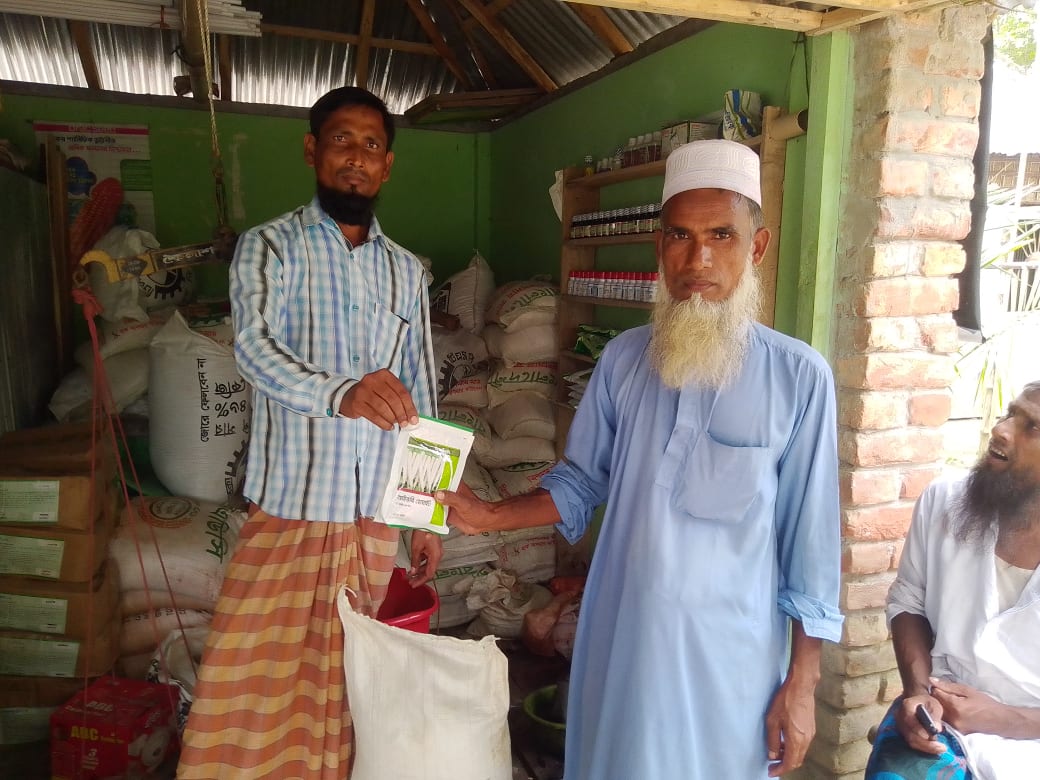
(802, 6), (988, 778)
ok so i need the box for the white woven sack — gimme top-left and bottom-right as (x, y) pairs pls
(477, 435), (556, 469)
(74, 308), (174, 370)
(438, 405), (492, 459)
(338, 587), (511, 780)
(462, 460), (501, 502)
(50, 348), (150, 421)
(433, 592), (480, 629)
(487, 392), (555, 440)
(485, 282), (558, 333)
(486, 360), (556, 407)
(490, 461), (555, 499)
(430, 251), (496, 334)
(495, 530), (558, 584)
(441, 370), (489, 409)
(149, 311), (250, 502)
(109, 497), (246, 610)
(432, 564), (494, 598)
(482, 323), (557, 363)
(431, 326), (488, 402)
(119, 607), (212, 655)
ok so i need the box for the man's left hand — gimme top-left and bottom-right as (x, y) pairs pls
(408, 529), (443, 587)
(930, 677), (1005, 735)
(765, 679), (816, 777)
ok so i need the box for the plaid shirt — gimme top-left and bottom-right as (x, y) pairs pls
(230, 197), (437, 523)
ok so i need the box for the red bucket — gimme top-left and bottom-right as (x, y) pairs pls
(376, 567), (440, 633)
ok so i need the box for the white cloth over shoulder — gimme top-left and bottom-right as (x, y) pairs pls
(887, 475), (1040, 780)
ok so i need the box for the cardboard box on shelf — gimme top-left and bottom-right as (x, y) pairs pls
(50, 676), (179, 780)
(0, 676), (90, 746)
(0, 564), (119, 637)
(0, 423), (117, 532)
(0, 507), (116, 582)
(661, 122), (689, 156)
(0, 613), (120, 679)
(687, 121), (720, 141)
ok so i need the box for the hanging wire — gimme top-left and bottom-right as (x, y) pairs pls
(194, 0), (237, 259)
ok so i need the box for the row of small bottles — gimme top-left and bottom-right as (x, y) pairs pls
(583, 132), (665, 175)
(567, 271), (659, 302)
(569, 203), (662, 239)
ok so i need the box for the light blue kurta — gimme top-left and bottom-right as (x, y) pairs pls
(541, 323), (843, 780)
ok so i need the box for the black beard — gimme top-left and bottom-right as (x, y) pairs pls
(951, 459), (1040, 544)
(317, 183), (377, 226)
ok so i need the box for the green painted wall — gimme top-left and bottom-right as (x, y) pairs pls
(0, 94), (486, 292)
(487, 23), (809, 332)
(1, 23), (822, 327)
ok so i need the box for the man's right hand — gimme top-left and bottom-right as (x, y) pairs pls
(435, 483), (497, 535)
(895, 695), (946, 755)
(339, 369), (419, 430)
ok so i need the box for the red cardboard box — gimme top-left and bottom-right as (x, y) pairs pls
(50, 676), (179, 779)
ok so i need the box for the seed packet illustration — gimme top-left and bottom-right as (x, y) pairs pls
(377, 416), (475, 535)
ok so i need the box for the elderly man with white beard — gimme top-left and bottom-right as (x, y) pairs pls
(437, 139), (843, 779)
(865, 381), (1040, 780)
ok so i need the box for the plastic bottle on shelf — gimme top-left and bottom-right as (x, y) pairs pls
(613, 146), (624, 171)
(623, 137), (637, 167)
(651, 131), (663, 162)
(583, 155), (594, 176)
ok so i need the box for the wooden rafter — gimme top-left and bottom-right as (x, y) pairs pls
(355, 0), (376, 89)
(217, 34), (233, 101)
(461, 0), (516, 32)
(402, 0), (473, 88)
(812, 0), (952, 34)
(566, 3), (633, 56)
(574, 0), (957, 33)
(260, 23), (438, 56)
(68, 20), (101, 90)
(456, 0), (557, 92)
(443, 0), (499, 89)
(573, 0), (824, 32)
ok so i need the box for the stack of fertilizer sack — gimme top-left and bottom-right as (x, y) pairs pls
(426, 255), (561, 636)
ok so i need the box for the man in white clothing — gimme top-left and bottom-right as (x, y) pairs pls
(865, 380), (1040, 780)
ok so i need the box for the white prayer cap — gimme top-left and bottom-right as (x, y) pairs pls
(662, 139), (761, 207)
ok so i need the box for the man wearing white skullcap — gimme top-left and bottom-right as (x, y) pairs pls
(437, 139), (842, 779)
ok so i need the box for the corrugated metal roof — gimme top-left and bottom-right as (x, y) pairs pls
(0, 1), (687, 113)
(0, 13), (86, 88)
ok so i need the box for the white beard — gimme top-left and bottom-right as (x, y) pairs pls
(648, 257), (761, 391)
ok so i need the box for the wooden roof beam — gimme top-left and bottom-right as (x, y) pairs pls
(461, 0), (516, 31)
(217, 34), (233, 101)
(260, 23), (440, 56)
(402, 0), (473, 89)
(456, 0), (557, 92)
(811, 0), (952, 34)
(571, 0), (824, 33)
(68, 20), (101, 90)
(355, 0), (376, 89)
(566, 3), (633, 56)
(443, 0), (499, 89)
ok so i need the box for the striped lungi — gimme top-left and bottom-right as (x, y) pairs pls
(176, 509), (399, 780)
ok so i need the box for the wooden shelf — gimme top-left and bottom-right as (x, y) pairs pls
(568, 159), (665, 189)
(566, 135), (762, 190)
(565, 233), (656, 248)
(562, 294), (653, 310)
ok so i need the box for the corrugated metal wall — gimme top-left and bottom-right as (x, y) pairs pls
(0, 168), (60, 435)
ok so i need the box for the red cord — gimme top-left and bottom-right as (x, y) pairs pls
(72, 285), (193, 747)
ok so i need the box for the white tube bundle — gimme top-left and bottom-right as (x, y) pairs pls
(377, 416), (474, 535)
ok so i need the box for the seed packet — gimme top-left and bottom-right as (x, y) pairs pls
(376, 416), (475, 535)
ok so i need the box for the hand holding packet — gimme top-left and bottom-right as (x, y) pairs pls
(376, 416), (475, 535)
